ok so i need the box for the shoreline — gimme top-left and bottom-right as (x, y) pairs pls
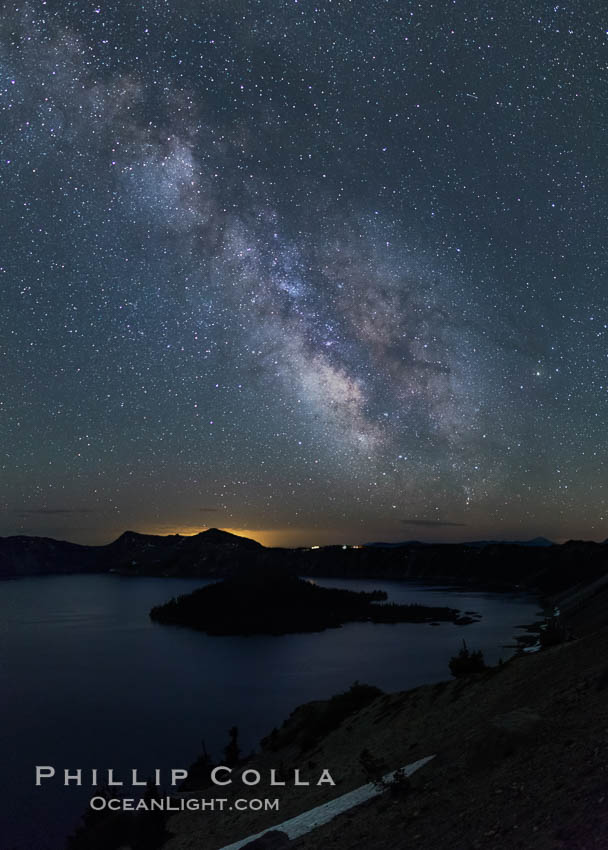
(159, 585), (607, 849)
(66, 571), (605, 850)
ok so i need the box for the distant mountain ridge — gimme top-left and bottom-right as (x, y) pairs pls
(0, 528), (263, 578)
(1, 531), (607, 596)
(364, 537), (555, 549)
(462, 536), (555, 548)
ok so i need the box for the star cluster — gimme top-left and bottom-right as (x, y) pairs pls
(1, 1), (606, 545)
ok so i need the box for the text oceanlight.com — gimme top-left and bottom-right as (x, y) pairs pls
(89, 797), (280, 812)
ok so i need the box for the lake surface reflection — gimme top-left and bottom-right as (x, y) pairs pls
(0, 573), (540, 849)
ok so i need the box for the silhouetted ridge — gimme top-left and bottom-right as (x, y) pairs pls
(109, 530), (174, 548)
(1, 532), (606, 593)
(0, 527), (265, 578)
(195, 528), (263, 548)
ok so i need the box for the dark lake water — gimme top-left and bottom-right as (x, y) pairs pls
(0, 574), (541, 850)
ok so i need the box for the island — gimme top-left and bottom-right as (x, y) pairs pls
(149, 572), (469, 635)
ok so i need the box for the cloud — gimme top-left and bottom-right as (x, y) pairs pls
(401, 518), (467, 528)
(13, 508), (94, 516)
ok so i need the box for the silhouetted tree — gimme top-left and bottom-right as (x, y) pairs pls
(179, 739), (216, 791)
(224, 725), (240, 766)
(359, 748), (387, 788)
(448, 639), (486, 678)
(540, 615), (566, 646)
(66, 786), (128, 850)
(132, 779), (167, 850)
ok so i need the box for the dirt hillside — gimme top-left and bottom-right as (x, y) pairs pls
(163, 597), (608, 850)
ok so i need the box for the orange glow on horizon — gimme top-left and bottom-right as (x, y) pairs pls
(134, 524), (354, 549)
(137, 524), (280, 547)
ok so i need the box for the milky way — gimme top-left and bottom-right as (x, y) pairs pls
(1, 1), (606, 545)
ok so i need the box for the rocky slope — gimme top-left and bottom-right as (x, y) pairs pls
(161, 584), (608, 850)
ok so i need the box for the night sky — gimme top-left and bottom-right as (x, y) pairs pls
(1, 1), (606, 547)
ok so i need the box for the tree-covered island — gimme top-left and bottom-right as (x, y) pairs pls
(149, 572), (472, 635)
